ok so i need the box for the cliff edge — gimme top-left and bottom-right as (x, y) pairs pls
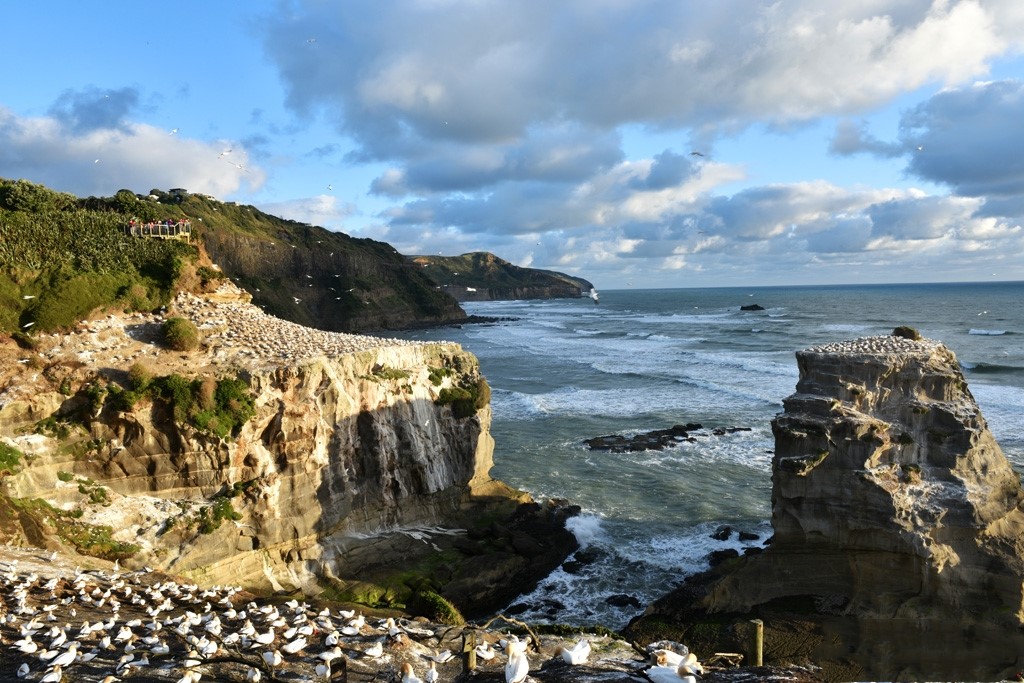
(0, 283), (575, 618)
(627, 333), (1024, 681)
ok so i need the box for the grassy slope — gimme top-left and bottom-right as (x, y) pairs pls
(409, 251), (594, 293)
(0, 180), (466, 335)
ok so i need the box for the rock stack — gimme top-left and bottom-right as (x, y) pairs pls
(628, 333), (1024, 681)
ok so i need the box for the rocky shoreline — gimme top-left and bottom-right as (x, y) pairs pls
(0, 545), (823, 683)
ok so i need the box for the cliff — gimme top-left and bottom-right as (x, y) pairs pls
(0, 284), (575, 617)
(409, 252), (595, 302)
(627, 334), (1024, 681)
(0, 178), (470, 337)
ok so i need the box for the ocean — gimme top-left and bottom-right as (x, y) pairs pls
(397, 282), (1024, 628)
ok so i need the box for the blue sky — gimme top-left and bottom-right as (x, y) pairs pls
(3, 1), (1024, 289)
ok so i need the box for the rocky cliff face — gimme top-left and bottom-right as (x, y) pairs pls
(628, 334), (1024, 681)
(409, 252), (594, 302)
(0, 287), (575, 616)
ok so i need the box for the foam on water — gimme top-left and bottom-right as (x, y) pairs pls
(405, 284), (1024, 627)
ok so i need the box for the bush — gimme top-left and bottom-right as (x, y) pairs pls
(127, 363), (153, 392)
(407, 589), (465, 625)
(162, 317), (200, 351)
(892, 326), (922, 341)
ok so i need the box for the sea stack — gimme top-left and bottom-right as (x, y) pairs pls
(628, 332), (1024, 681)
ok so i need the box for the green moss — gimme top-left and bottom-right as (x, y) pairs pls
(57, 470), (74, 482)
(407, 590), (465, 625)
(428, 366), (453, 386)
(197, 496), (242, 534)
(370, 364), (410, 381)
(34, 417), (72, 439)
(0, 442), (23, 474)
(10, 497), (139, 561)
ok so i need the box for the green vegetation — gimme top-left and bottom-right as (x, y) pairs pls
(148, 373), (256, 438)
(162, 317), (201, 351)
(197, 496), (242, 534)
(0, 442), (23, 474)
(370, 364), (411, 381)
(428, 366), (453, 386)
(0, 179), (196, 334)
(9, 497), (139, 561)
(892, 326), (922, 341)
(62, 370), (255, 439)
(57, 470), (74, 482)
(436, 377), (491, 419)
(407, 589), (465, 625)
(898, 432), (916, 445)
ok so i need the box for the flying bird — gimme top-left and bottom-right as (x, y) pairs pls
(169, 128), (179, 135)
(689, 151), (704, 157)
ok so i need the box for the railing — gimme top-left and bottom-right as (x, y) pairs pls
(124, 220), (192, 241)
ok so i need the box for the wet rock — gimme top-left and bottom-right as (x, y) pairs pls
(584, 422), (754, 453)
(606, 593), (643, 608)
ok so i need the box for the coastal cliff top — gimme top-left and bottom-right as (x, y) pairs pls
(803, 334), (942, 356)
(171, 282), (426, 368)
(2, 282), (434, 397)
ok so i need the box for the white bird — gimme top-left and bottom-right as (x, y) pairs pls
(39, 666), (63, 683)
(262, 649), (283, 670)
(475, 642), (496, 660)
(22, 295), (35, 299)
(425, 659), (439, 683)
(505, 640), (529, 683)
(401, 662), (424, 683)
(362, 641), (383, 658)
(281, 636), (307, 654)
(429, 649), (454, 663)
(250, 627), (275, 647)
(315, 660), (331, 680)
(16, 663), (29, 679)
(170, 128), (179, 135)
(645, 663), (697, 683)
(246, 667), (262, 682)
(49, 643), (79, 668)
(556, 638), (590, 665)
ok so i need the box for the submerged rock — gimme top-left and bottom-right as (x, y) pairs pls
(627, 334), (1024, 681)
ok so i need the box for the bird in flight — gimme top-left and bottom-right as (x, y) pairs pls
(690, 151), (704, 157)
(169, 128), (179, 135)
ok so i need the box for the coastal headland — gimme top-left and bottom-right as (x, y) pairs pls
(0, 281), (576, 621)
(626, 332), (1024, 681)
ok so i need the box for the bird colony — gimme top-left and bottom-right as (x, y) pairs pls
(0, 548), (717, 683)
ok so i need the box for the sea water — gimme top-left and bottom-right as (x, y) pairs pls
(398, 282), (1024, 628)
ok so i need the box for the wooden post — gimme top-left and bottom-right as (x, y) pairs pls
(463, 631), (477, 672)
(749, 619), (763, 666)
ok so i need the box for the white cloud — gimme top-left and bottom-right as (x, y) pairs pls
(0, 102), (263, 198)
(257, 194), (356, 229)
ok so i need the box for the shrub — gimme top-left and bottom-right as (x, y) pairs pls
(428, 367), (452, 386)
(892, 326), (922, 341)
(127, 363), (153, 392)
(407, 589), (465, 626)
(197, 496), (241, 534)
(162, 317), (200, 351)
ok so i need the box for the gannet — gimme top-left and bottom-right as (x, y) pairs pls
(555, 638), (590, 664)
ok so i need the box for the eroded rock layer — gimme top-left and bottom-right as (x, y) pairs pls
(0, 285), (574, 615)
(629, 335), (1024, 681)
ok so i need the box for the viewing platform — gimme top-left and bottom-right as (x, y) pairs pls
(124, 219), (192, 241)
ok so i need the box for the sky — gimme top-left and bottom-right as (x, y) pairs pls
(3, 1), (1024, 290)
